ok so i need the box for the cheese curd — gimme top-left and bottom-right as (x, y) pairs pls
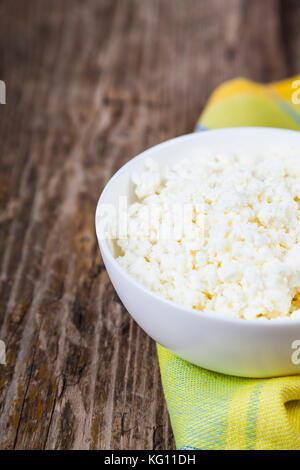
(115, 150), (300, 320)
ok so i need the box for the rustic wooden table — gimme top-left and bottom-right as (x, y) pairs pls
(0, 0), (299, 450)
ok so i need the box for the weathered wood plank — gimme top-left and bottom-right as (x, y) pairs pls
(0, 0), (299, 450)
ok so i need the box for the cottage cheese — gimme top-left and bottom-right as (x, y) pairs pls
(115, 149), (300, 320)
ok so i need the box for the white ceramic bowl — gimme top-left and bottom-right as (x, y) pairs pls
(96, 128), (300, 378)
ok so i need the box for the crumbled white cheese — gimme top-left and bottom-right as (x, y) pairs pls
(115, 150), (300, 320)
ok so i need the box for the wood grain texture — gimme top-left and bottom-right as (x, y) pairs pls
(0, 0), (299, 450)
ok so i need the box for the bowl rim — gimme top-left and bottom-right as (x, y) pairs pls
(95, 127), (300, 326)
